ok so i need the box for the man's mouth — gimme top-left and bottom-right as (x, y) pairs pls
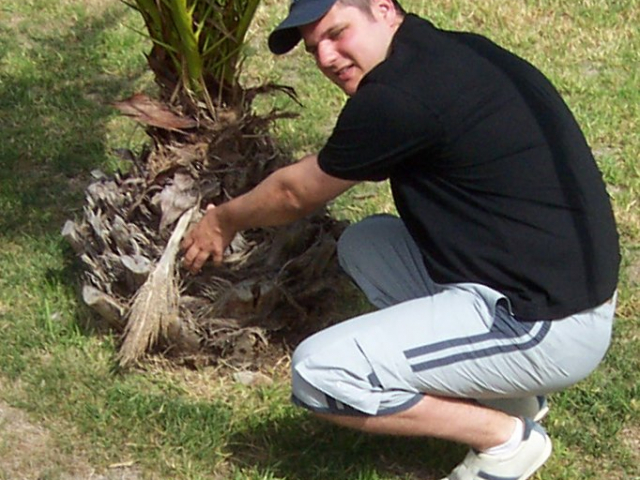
(336, 65), (354, 81)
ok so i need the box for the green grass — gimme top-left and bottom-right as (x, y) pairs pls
(0, 0), (638, 479)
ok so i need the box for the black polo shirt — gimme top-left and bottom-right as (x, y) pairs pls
(318, 14), (619, 320)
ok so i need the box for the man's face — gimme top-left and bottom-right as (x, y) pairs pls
(300, 0), (400, 96)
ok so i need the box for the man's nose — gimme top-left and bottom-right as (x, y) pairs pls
(316, 41), (337, 69)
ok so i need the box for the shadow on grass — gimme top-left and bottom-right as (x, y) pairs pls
(0, 4), (145, 239)
(228, 410), (465, 480)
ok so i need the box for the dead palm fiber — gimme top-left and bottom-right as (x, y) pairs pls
(118, 207), (196, 367)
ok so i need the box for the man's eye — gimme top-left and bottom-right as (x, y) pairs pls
(330, 28), (346, 40)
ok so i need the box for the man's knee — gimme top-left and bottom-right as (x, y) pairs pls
(290, 364), (325, 411)
(290, 332), (380, 415)
(290, 346), (372, 416)
(290, 327), (424, 417)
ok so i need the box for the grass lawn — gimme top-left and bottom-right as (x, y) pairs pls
(0, 0), (638, 478)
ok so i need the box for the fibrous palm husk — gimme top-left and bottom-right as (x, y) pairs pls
(63, 94), (348, 368)
(117, 207), (196, 367)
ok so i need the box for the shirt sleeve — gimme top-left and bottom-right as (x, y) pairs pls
(318, 82), (443, 181)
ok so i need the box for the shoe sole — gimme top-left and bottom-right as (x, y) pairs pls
(533, 403), (550, 422)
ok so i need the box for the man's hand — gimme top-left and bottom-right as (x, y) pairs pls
(181, 204), (235, 273)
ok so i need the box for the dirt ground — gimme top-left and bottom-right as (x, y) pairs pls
(0, 397), (141, 480)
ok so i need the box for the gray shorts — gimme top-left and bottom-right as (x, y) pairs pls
(291, 215), (616, 416)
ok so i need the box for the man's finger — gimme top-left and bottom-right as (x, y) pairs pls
(190, 249), (211, 273)
(182, 244), (201, 269)
(181, 231), (194, 251)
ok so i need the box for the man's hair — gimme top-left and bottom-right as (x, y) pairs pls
(337, 0), (406, 17)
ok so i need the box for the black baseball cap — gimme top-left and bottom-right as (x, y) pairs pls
(268, 0), (339, 54)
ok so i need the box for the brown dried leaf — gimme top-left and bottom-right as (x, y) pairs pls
(113, 93), (197, 131)
(153, 173), (198, 231)
(82, 285), (125, 330)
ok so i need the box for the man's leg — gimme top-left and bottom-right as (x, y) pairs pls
(316, 394), (515, 451)
(336, 214), (441, 307)
(291, 215), (614, 479)
(292, 280), (614, 413)
(317, 399), (552, 480)
(333, 215), (546, 419)
(291, 281), (570, 479)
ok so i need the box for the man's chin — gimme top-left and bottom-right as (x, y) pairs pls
(338, 81), (359, 96)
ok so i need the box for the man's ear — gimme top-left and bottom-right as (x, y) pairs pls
(372, 0), (399, 23)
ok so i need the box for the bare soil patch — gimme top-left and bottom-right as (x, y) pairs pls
(620, 423), (640, 476)
(0, 393), (141, 480)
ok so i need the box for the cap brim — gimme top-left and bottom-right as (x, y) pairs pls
(268, 0), (337, 54)
(268, 28), (303, 55)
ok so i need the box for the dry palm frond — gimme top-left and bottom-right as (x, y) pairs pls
(117, 207), (196, 367)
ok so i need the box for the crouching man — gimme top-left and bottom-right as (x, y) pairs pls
(183, 1), (620, 478)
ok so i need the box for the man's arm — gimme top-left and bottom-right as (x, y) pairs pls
(181, 154), (357, 272)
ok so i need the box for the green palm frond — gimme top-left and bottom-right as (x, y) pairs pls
(127, 0), (262, 106)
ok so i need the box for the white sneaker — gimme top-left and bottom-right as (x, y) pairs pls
(441, 418), (552, 480)
(479, 396), (549, 422)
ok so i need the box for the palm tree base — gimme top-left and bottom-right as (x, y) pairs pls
(64, 95), (348, 368)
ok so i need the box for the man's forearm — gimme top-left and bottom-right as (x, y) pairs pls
(216, 165), (318, 233)
(216, 154), (355, 233)
(181, 155), (356, 271)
